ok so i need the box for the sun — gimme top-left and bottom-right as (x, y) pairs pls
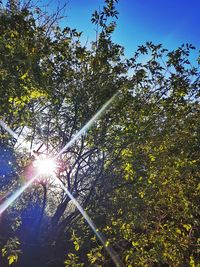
(33, 158), (58, 176)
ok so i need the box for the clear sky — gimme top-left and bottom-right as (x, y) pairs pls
(54, 0), (200, 60)
(2, 0), (200, 60)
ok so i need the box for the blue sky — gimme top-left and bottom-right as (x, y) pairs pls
(2, 0), (200, 60)
(55, 0), (200, 60)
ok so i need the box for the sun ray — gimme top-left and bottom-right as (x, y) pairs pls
(54, 176), (124, 267)
(0, 92), (122, 266)
(0, 92), (118, 213)
(33, 158), (58, 176)
(55, 92), (119, 158)
(0, 119), (18, 140)
(0, 173), (39, 214)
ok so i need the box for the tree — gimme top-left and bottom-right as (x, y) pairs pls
(62, 44), (200, 266)
(0, 0), (199, 266)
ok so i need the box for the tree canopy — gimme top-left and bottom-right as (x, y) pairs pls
(0, 0), (199, 266)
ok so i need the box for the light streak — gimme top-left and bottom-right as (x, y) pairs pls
(0, 92), (123, 266)
(0, 92), (118, 213)
(0, 173), (39, 214)
(0, 120), (18, 140)
(55, 177), (124, 267)
(33, 158), (57, 176)
(55, 92), (119, 158)
(0, 120), (32, 151)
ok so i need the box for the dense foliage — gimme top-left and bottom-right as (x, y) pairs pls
(0, 0), (199, 266)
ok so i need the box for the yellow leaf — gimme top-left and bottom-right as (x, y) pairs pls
(183, 224), (191, 231)
(2, 248), (6, 256)
(189, 256), (195, 267)
(105, 241), (110, 247)
(132, 241), (139, 246)
(6, 44), (12, 49)
(149, 154), (156, 161)
(20, 72), (28, 80)
(125, 255), (129, 262)
(8, 255), (17, 265)
(197, 183), (200, 190)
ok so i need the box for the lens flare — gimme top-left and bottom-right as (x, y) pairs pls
(0, 92), (123, 266)
(55, 92), (119, 158)
(0, 92), (119, 213)
(0, 120), (18, 139)
(55, 176), (124, 267)
(0, 173), (39, 214)
(33, 158), (57, 176)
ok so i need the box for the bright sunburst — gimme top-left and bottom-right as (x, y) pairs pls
(33, 158), (57, 176)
